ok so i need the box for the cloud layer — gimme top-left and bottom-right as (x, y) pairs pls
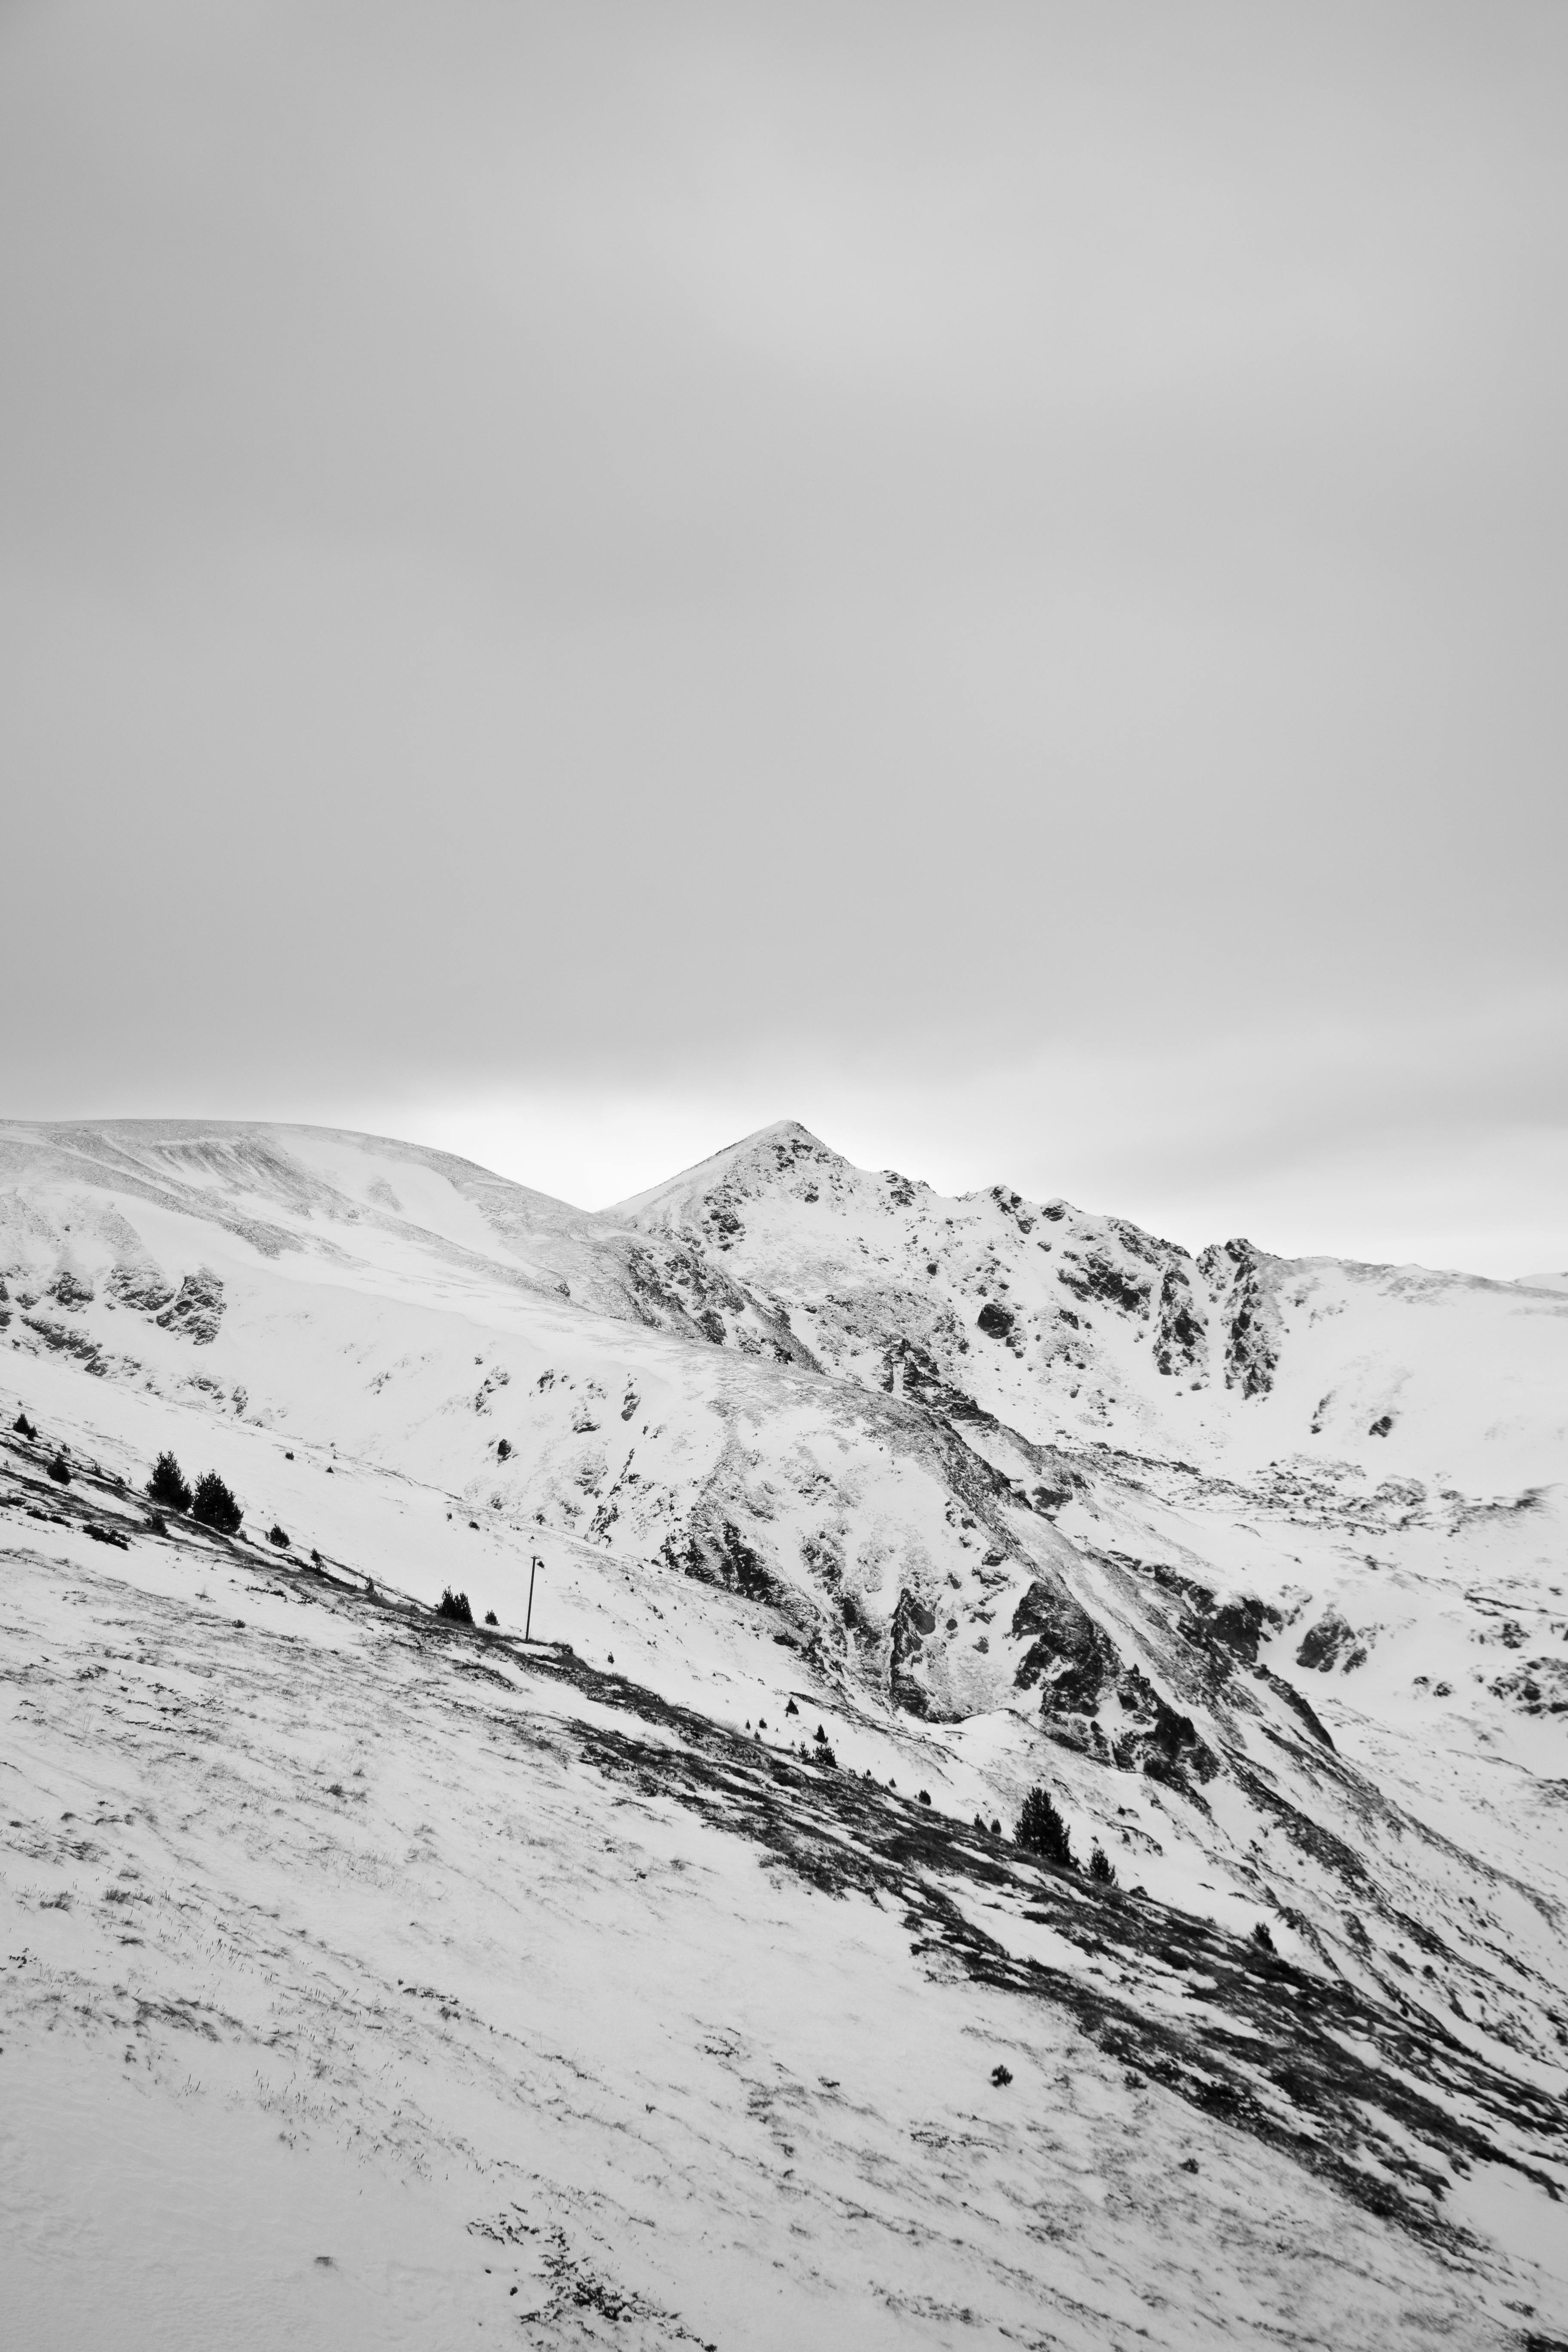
(2, 1), (1563, 1271)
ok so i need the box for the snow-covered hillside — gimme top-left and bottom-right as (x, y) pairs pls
(2, 1115), (1566, 2345)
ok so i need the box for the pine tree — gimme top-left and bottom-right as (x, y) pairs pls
(147, 1451), (193, 1513)
(437, 1588), (474, 1625)
(1016, 1784), (1075, 1868)
(1088, 1844), (1117, 1886)
(190, 1470), (242, 1534)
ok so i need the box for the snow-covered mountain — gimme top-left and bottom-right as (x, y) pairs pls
(3, 1115), (1566, 2345)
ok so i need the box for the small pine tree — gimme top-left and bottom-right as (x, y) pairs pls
(437, 1588), (474, 1625)
(14, 1412), (35, 1438)
(1088, 1844), (1118, 1886)
(1017, 1784), (1075, 1868)
(190, 1470), (242, 1534)
(267, 1525), (291, 1549)
(47, 1453), (71, 1485)
(148, 1452), (193, 1513)
(1252, 1920), (1276, 1954)
(484, 1609), (498, 1626)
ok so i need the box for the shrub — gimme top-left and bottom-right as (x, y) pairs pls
(1088, 1845), (1118, 1886)
(1017, 1784), (1075, 1868)
(1252, 1920), (1276, 1954)
(917, 1789), (932, 1807)
(148, 1512), (166, 1535)
(14, 1412), (35, 1438)
(990, 2064), (1013, 2087)
(484, 1609), (498, 1626)
(496, 1439), (512, 1461)
(437, 1588), (474, 1625)
(268, 1525), (291, 1549)
(190, 1471), (242, 1534)
(47, 1454), (71, 1485)
(147, 1451), (192, 1513)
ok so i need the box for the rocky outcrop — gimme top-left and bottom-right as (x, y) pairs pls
(1295, 1611), (1370, 1673)
(154, 1267), (226, 1345)
(1198, 1239), (1282, 1400)
(1011, 1578), (1119, 1713)
(890, 1589), (938, 1715)
(1152, 1264), (1207, 1378)
(106, 1259), (177, 1314)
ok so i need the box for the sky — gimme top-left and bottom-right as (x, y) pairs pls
(2, 0), (1565, 1274)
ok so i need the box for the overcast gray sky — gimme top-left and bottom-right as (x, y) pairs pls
(3, 1), (1565, 1271)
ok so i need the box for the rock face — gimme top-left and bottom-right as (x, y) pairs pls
(1296, 1611), (1371, 1673)
(153, 1267), (225, 1344)
(106, 1260), (176, 1313)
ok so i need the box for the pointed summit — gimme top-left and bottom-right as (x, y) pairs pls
(606, 1121), (843, 1226)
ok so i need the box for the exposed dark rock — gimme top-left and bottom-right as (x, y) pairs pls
(1112, 1666), (1220, 1784)
(106, 1261), (177, 1314)
(1058, 1252), (1152, 1317)
(1490, 1658), (1568, 1715)
(662, 1517), (781, 1609)
(1296, 1613), (1370, 1674)
(976, 1301), (1015, 1339)
(890, 1589), (938, 1715)
(1152, 1264), (1206, 1377)
(1198, 1240), (1280, 1400)
(155, 1267), (226, 1345)
(1173, 1589), (1285, 1671)
(1254, 1663), (1336, 1749)
(21, 1315), (101, 1362)
(1011, 1580), (1119, 1715)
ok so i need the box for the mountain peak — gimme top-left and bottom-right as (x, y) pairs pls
(605, 1119), (842, 1222)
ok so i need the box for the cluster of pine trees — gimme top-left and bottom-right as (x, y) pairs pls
(147, 1450), (242, 1534)
(1016, 1784), (1117, 1883)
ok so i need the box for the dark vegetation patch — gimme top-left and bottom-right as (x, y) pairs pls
(190, 1471), (242, 1535)
(147, 1451), (193, 1513)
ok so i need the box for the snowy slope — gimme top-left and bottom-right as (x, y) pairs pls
(2, 1115), (1567, 2344)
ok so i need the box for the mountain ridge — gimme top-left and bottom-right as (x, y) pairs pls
(2, 1112), (1566, 2339)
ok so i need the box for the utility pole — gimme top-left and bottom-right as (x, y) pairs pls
(525, 1556), (541, 1642)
